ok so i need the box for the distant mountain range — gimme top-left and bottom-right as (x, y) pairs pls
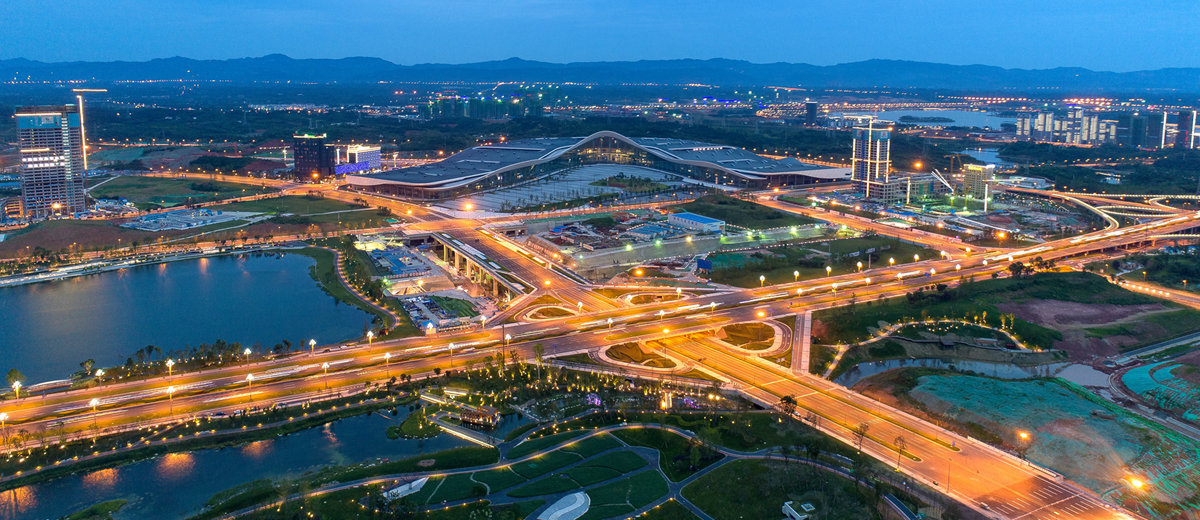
(2, 54), (1198, 92)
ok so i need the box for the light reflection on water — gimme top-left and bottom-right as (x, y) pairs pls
(155, 452), (196, 481)
(81, 468), (120, 491)
(240, 439), (273, 460)
(0, 486), (37, 518)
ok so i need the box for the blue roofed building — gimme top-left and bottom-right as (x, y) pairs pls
(668, 212), (725, 232)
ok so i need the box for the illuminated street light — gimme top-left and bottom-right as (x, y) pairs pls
(448, 343), (456, 366)
(825, 265), (832, 276)
(607, 318), (614, 329)
(367, 330), (375, 344)
(658, 310), (666, 320)
(166, 358), (175, 378)
(10, 381), (20, 399)
(321, 362), (330, 389)
(914, 254), (920, 262)
(90, 398), (100, 428)
(505, 333), (513, 345)
(309, 338), (316, 355)
(243, 347), (252, 364)
(95, 369), (104, 384)
(955, 264), (961, 271)
(0, 412), (7, 440)
(384, 352), (392, 378)
(1128, 477), (1146, 491)
(889, 257), (895, 266)
(793, 270), (800, 282)
(797, 287), (804, 295)
(577, 301), (583, 311)
(759, 274), (766, 287)
(856, 261), (863, 272)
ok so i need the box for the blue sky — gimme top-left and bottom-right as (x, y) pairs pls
(2, 0), (1197, 71)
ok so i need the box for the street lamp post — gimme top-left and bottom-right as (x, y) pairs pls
(167, 386), (175, 414)
(759, 274), (765, 287)
(322, 362), (330, 389)
(448, 343), (455, 367)
(11, 382), (20, 400)
(367, 330), (374, 345)
(825, 265), (832, 277)
(793, 270), (800, 282)
(384, 352), (391, 378)
(95, 369), (104, 385)
(0, 412), (7, 442)
(505, 333), (512, 345)
(166, 358), (174, 378)
(243, 347), (252, 365)
(246, 373), (254, 401)
(857, 261), (863, 272)
(309, 338), (316, 355)
(90, 398), (100, 428)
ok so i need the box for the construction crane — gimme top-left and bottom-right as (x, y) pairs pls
(71, 88), (108, 170)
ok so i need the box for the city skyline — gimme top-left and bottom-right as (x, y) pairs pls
(2, 0), (1200, 72)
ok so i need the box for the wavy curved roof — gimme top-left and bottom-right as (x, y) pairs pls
(348, 130), (847, 188)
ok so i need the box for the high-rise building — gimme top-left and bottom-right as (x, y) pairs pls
(1177, 110), (1197, 149)
(1147, 112), (1168, 149)
(851, 122), (891, 199)
(1033, 112), (1055, 141)
(292, 133), (335, 180)
(804, 100), (819, 126)
(16, 105), (88, 219)
(962, 164), (996, 199)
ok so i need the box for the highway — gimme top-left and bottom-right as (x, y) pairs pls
(2, 176), (1197, 518)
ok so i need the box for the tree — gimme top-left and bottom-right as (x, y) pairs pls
(532, 343), (546, 383)
(854, 422), (870, 454)
(779, 395), (797, 417)
(894, 436), (908, 470)
(80, 359), (96, 375)
(6, 369), (25, 389)
(1008, 261), (1029, 278)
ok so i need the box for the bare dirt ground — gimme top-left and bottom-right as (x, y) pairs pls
(999, 299), (1174, 360)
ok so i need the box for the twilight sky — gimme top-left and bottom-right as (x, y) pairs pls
(2, 0), (1197, 71)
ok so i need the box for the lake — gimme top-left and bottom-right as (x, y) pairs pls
(0, 253), (372, 383)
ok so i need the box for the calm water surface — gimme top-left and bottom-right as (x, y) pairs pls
(0, 407), (519, 519)
(0, 253), (372, 383)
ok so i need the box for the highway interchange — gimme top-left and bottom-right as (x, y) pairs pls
(3, 179), (1200, 520)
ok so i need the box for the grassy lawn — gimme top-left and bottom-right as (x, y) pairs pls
(508, 474), (581, 497)
(815, 272), (1200, 355)
(559, 433), (624, 458)
(472, 467), (527, 493)
(683, 460), (878, 520)
(669, 193), (819, 229)
(424, 472), (488, 504)
(0, 219), (184, 258)
(510, 450), (584, 479)
(421, 500), (543, 520)
(211, 195), (388, 230)
(721, 322), (775, 349)
(591, 175), (670, 193)
(707, 235), (938, 288)
(581, 470), (669, 520)
(431, 295), (480, 317)
(612, 428), (722, 481)
(607, 342), (674, 368)
(90, 175), (276, 210)
(639, 499), (701, 520)
(509, 430), (588, 458)
(236, 485), (386, 520)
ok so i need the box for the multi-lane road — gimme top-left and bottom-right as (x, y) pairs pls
(3, 178), (1198, 518)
